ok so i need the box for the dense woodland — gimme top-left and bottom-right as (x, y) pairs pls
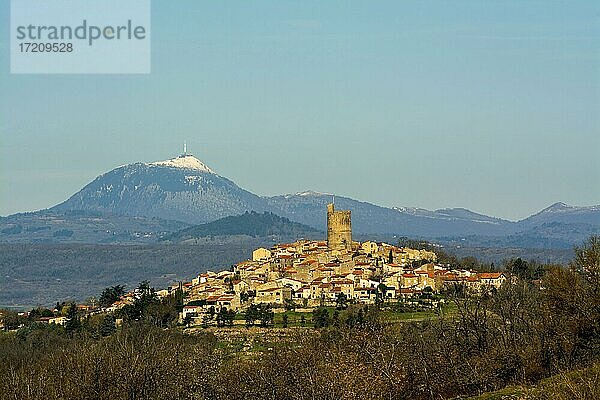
(1, 236), (599, 399)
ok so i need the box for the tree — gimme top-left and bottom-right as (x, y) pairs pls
(119, 281), (172, 326)
(573, 235), (600, 292)
(224, 277), (234, 292)
(505, 258), (546, 281)
(313, 307), (330, 328)
(240, 292), (251, 303)
(27, 307), (53, 322)
(342, 306), (365, 328)
(99, 314), (116, 336)
(215, 307), (235, 327)
(282, 313), (288, 328)
(460, 256), (479, 270)
(377, 283), (388, 304)
(172, 288), (185, 313)
(2, 312), (24, 331)
(245, 304), (259, 327)
(226, 309), (236, 327)
(258, 304), (274, 327)
(99, 285), (126, 308)
(284, 298), (297, 311)
(335, 292), (348, 310)
(64, 302), (81, 335)
(201, 313), (212, 328)
(216, 308), (228, 327)
(144, 296), (179, 328)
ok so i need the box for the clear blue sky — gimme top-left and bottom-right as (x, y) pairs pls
(1, 1), (598, 220)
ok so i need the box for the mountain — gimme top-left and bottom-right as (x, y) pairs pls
(48, 155), (518, 238)
(416, 207), (506, 224)
(267, 192), (516, 236)
(52, 154), (269, 224)
(519, 202), (600, 227)
(499, 202), (600, 249)
(2, 154), (598, 247)
(162, 211), (323, 243)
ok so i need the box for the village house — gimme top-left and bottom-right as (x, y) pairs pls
(255, 286), (293, 305)
(478, 272), (507, 289)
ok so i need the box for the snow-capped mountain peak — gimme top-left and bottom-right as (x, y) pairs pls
(149, 154), (215, 174)
(535, 202), (600, 214)
(296, 190), (329, 196)
(542, 202), (575, 213)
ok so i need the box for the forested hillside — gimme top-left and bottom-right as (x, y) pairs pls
(162, 211), (323, 242)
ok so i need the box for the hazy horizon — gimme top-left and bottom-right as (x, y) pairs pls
(1, 1), (599, 220)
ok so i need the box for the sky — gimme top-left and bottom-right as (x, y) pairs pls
(1, 0), (599, 220)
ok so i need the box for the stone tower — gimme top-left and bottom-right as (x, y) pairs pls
(327, 203), (352, 251)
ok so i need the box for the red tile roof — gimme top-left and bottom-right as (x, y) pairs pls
(478, 272), (504, 279)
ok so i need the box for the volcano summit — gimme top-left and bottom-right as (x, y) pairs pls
(52, 154), (268, 224)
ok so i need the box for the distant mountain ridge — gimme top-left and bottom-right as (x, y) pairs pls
(1, 154), (598, 247)
(266, 191), (517, 236)
(520, 202), (600, 227)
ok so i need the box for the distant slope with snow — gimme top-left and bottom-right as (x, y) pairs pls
(51, 155), (269, 224)
(267, 192), (517, 236)
(519, 202), (600, 227)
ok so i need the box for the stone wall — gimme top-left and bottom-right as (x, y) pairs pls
(327, 203), (352, 250)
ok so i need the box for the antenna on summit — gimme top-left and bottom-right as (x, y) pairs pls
(183, 141), (187, 156)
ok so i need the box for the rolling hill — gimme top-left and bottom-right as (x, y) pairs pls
(162, 211), (323, 243)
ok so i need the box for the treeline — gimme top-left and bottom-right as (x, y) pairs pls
(0, 236), (598, 399)
(2, 281), (183, 337)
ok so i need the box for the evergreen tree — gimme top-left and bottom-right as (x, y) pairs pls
(335, 292), (348, 310)
(245, 304), (258, 327)
(99, 314), (116, 336)
(64, 302), (81, 335)
(216, 307), (231, 327)
(313, 307), (330, 328)
(282, 313), (288, 328)
(258, 304), (274, 327)
(99, 285), (126, 308)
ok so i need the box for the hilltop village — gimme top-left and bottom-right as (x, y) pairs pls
(140, 203), (505, 324)
(1, 203), (507, 330)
